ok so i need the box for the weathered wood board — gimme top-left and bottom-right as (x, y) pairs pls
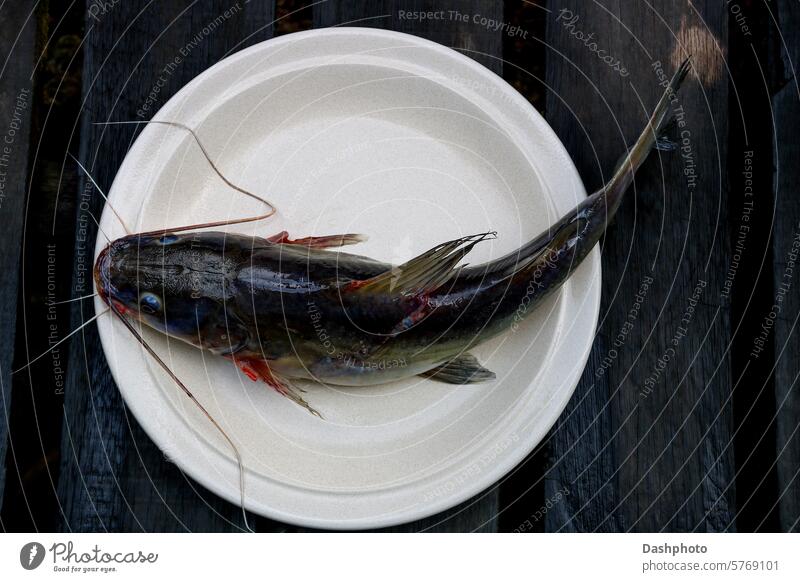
(0, 2), (36, 516)
(58, 0), (275, 532)
(772, 0), (800, 534)
(543, 0), (734, 532)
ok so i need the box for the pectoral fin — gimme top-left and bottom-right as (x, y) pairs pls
(420, 353), (496, 384)
(231, 356), (323, 418)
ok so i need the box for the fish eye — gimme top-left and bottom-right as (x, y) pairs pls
(157, 234), (178, 245)
(139, 292), (162, 315)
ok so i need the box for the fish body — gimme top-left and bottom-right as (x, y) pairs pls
(95, 227), (561, 385)
(94, 60), (690, 409)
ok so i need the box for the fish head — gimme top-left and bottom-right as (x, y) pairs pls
(94, 232), (250, 355)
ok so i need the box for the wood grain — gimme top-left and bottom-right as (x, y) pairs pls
(0, 2), (36, 514)
(543, 0), (734, 532)
(58, 0), (275, 532)
(313, 0), (502, 74)
(771, 0), (800, 534)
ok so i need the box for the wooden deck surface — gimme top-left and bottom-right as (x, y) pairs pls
(0, 0), (797, 532)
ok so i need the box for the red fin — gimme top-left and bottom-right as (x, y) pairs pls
(240, 364), (259, 382)
(266, 231), (366, 248)
(239, 358), (283, 390)
(230, 356), (322, 418)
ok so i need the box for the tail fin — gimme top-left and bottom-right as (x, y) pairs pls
(601, 57), (691, 209)
(459, 58), (692, 282)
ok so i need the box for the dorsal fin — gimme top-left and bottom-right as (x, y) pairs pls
(346, 231), (496, 296)
(265, 230), (366, 248)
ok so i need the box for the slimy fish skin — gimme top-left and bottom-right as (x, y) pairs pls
(94, 60), (690, 415)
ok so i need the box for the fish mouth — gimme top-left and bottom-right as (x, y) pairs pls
(94, 244), (112, 303)
(93, 242), (145, 318)
(93, 244), (131, 315)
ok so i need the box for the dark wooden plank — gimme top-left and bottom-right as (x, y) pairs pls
(314, 0), (502, 74)
(772, 0), (800, 533)
(544, 1), (733, 531)
(0, 2), (36, 515)
(313, 0), (502, 532)
(724, 1), (782, 532)
(2, 2), (86, 532)
(58, 0), (275, 532)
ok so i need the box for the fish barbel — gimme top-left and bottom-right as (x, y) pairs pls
(94, 60), (690, 414)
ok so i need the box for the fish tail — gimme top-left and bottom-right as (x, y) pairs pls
(425, 59), (693, 347)
(468, 59), (691, 283)
(600, 57), (691, 213)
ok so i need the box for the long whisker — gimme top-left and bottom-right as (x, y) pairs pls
(108, 303), (254, 532)
(86, 210), (112, 244)
(68, 153), (131, 235)
(13, 308), (110, 373)
(94, 120), (277, 235)
(48, 292), (98, 306)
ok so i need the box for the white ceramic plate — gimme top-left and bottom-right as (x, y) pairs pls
(94, 28), (600, 530)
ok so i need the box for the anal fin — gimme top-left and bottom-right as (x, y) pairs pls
(420, 353), (496, 384)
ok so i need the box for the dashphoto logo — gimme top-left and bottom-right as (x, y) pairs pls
(19, 542), (46, 570)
